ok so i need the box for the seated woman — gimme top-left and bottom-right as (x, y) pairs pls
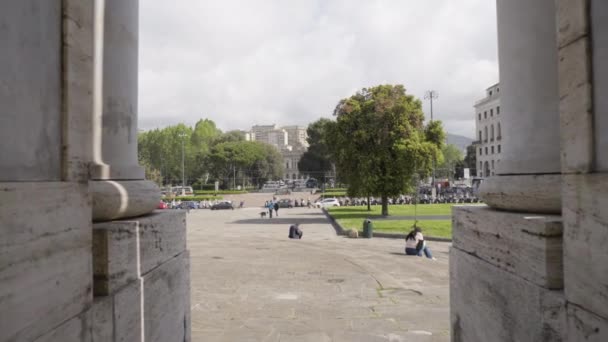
(405, 227), (435, 259)
(288, 224), (303, 239)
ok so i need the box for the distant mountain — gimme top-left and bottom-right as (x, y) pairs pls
(446, 133), (474, 152)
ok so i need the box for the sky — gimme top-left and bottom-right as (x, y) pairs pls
(139, 0), (498, 139)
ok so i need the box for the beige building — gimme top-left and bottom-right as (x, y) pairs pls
(474, 83), (502, 177)
(246, 124), (309, 180)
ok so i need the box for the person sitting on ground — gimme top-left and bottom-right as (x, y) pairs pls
(289, 224), (303, 239)
(405, 227), (435, 259)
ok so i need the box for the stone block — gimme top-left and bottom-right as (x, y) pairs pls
(567, 303), (608, 341)
(556, 0), (590, 48)
(563, 174), (608, 320)
(0, 182), (92, 342)
(89, 280), (143, 342)
(558, 36), (593, 173)
(93, 210), (186, 295)
(452, 206), (563, 289)
(34, 309), (92, 342)
(450, 248), (564, 342)
(143, 251), (191, 342)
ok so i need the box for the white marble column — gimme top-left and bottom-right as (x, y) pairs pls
(479, 0), (561, 213)
(90, 0), (159, 221)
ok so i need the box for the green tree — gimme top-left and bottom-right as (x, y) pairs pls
(298, 118), (335, 178)
(436, 144), (464, 181)
(328, 84), (445, 216)
(463, 144), (477, 177)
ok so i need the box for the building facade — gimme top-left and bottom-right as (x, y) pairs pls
(474, 83), (502, 177)
(246, 124), (310, 180)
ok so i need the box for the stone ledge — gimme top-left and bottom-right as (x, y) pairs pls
(93, 210), (187, 296)
(0, 182), (92, 342)
(453, 206), (563, 289)
(563, 174), (608, 320)
(479, 174), (562, 214)
(450, 247), (564, 342)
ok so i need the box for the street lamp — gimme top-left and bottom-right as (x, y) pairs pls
(424, 90), (439, 188)
(179, 132), (187, 195)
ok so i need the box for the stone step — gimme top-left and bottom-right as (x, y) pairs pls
(452, 205), (563, 289)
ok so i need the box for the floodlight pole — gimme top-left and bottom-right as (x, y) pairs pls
(424, 90), (439, 187)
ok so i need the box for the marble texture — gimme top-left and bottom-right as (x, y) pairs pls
(0, 0), (62, 181)
(452, 206), (563, 289)
(450, 248), (564, 342)
(0, 182), (92, 342)
(563, 174), (608, 320)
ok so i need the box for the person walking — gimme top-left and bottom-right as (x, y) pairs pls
(267, 201), (274, 218)
(405, 227), (435, 260)
(274, 201), (279, 217)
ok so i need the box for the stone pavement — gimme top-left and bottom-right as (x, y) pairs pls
(188, 206), (451, 341)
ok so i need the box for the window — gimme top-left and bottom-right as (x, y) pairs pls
(492, 160), (495, 169)
(478, 113), (481, 120)
(497, 88), (499, 93)
(489, 91), (493, 96)
(498, 145), (501, 153)
(480, 161), (483, 170)
(479, 148), (482, 155)
(490, 109), (494, 116)
(491, 125), (495, 141)
(479, 131), (482, 141)
(484, 126), (488, 142)
(485, 147), (488, 154)
(286, 162), (290, 169)
(497, 106), (500, 114)
(491, 146), (495, 154)
(484, 111), (487, 119)
(497, 122), (501, 139)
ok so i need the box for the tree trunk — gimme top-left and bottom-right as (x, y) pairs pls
(367, 195), (371, 211)
(381, 194), (389, 216)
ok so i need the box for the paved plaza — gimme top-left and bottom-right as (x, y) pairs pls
(188, 203), (451, 341)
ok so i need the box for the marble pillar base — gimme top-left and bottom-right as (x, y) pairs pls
(91, 180), (160, 222)
(479, 174), (562, 214)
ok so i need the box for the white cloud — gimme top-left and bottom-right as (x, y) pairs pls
(138, 0), (498, 138)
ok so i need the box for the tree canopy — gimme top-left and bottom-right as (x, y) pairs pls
(328, 84), (445, 215)
(297, 118), (335, 178)
(137, 119), (284, 189)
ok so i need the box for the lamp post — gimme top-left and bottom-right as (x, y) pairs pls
(424, 90), (439, 188)
(179, 132), (187, 195)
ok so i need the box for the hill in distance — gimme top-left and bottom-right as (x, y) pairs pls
(446, 133), (474, 152)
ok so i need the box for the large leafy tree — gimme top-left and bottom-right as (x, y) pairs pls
(328, 85), (445, 216)
(298, 118), (335, 178)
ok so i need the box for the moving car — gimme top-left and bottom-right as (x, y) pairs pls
(314, 198), (340, 208)
(157, 201), (168, 209)
(211, 201), (234, 210)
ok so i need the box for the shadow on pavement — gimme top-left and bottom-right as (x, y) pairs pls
(231, 218), (330, 225)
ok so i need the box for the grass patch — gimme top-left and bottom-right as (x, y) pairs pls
(327, 204), (460, 219)
(337, 218), (452, 239)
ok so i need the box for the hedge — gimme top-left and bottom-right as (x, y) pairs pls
(162, 195), (224, 201)
(193, 190), (248, 195)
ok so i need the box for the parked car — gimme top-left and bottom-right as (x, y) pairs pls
(179, 201), (199, 210)
(157, 201), (168, 209)
(211, 201), (234, 210)
(315, 198), (340, 208)
(277, 199), (293, 208)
